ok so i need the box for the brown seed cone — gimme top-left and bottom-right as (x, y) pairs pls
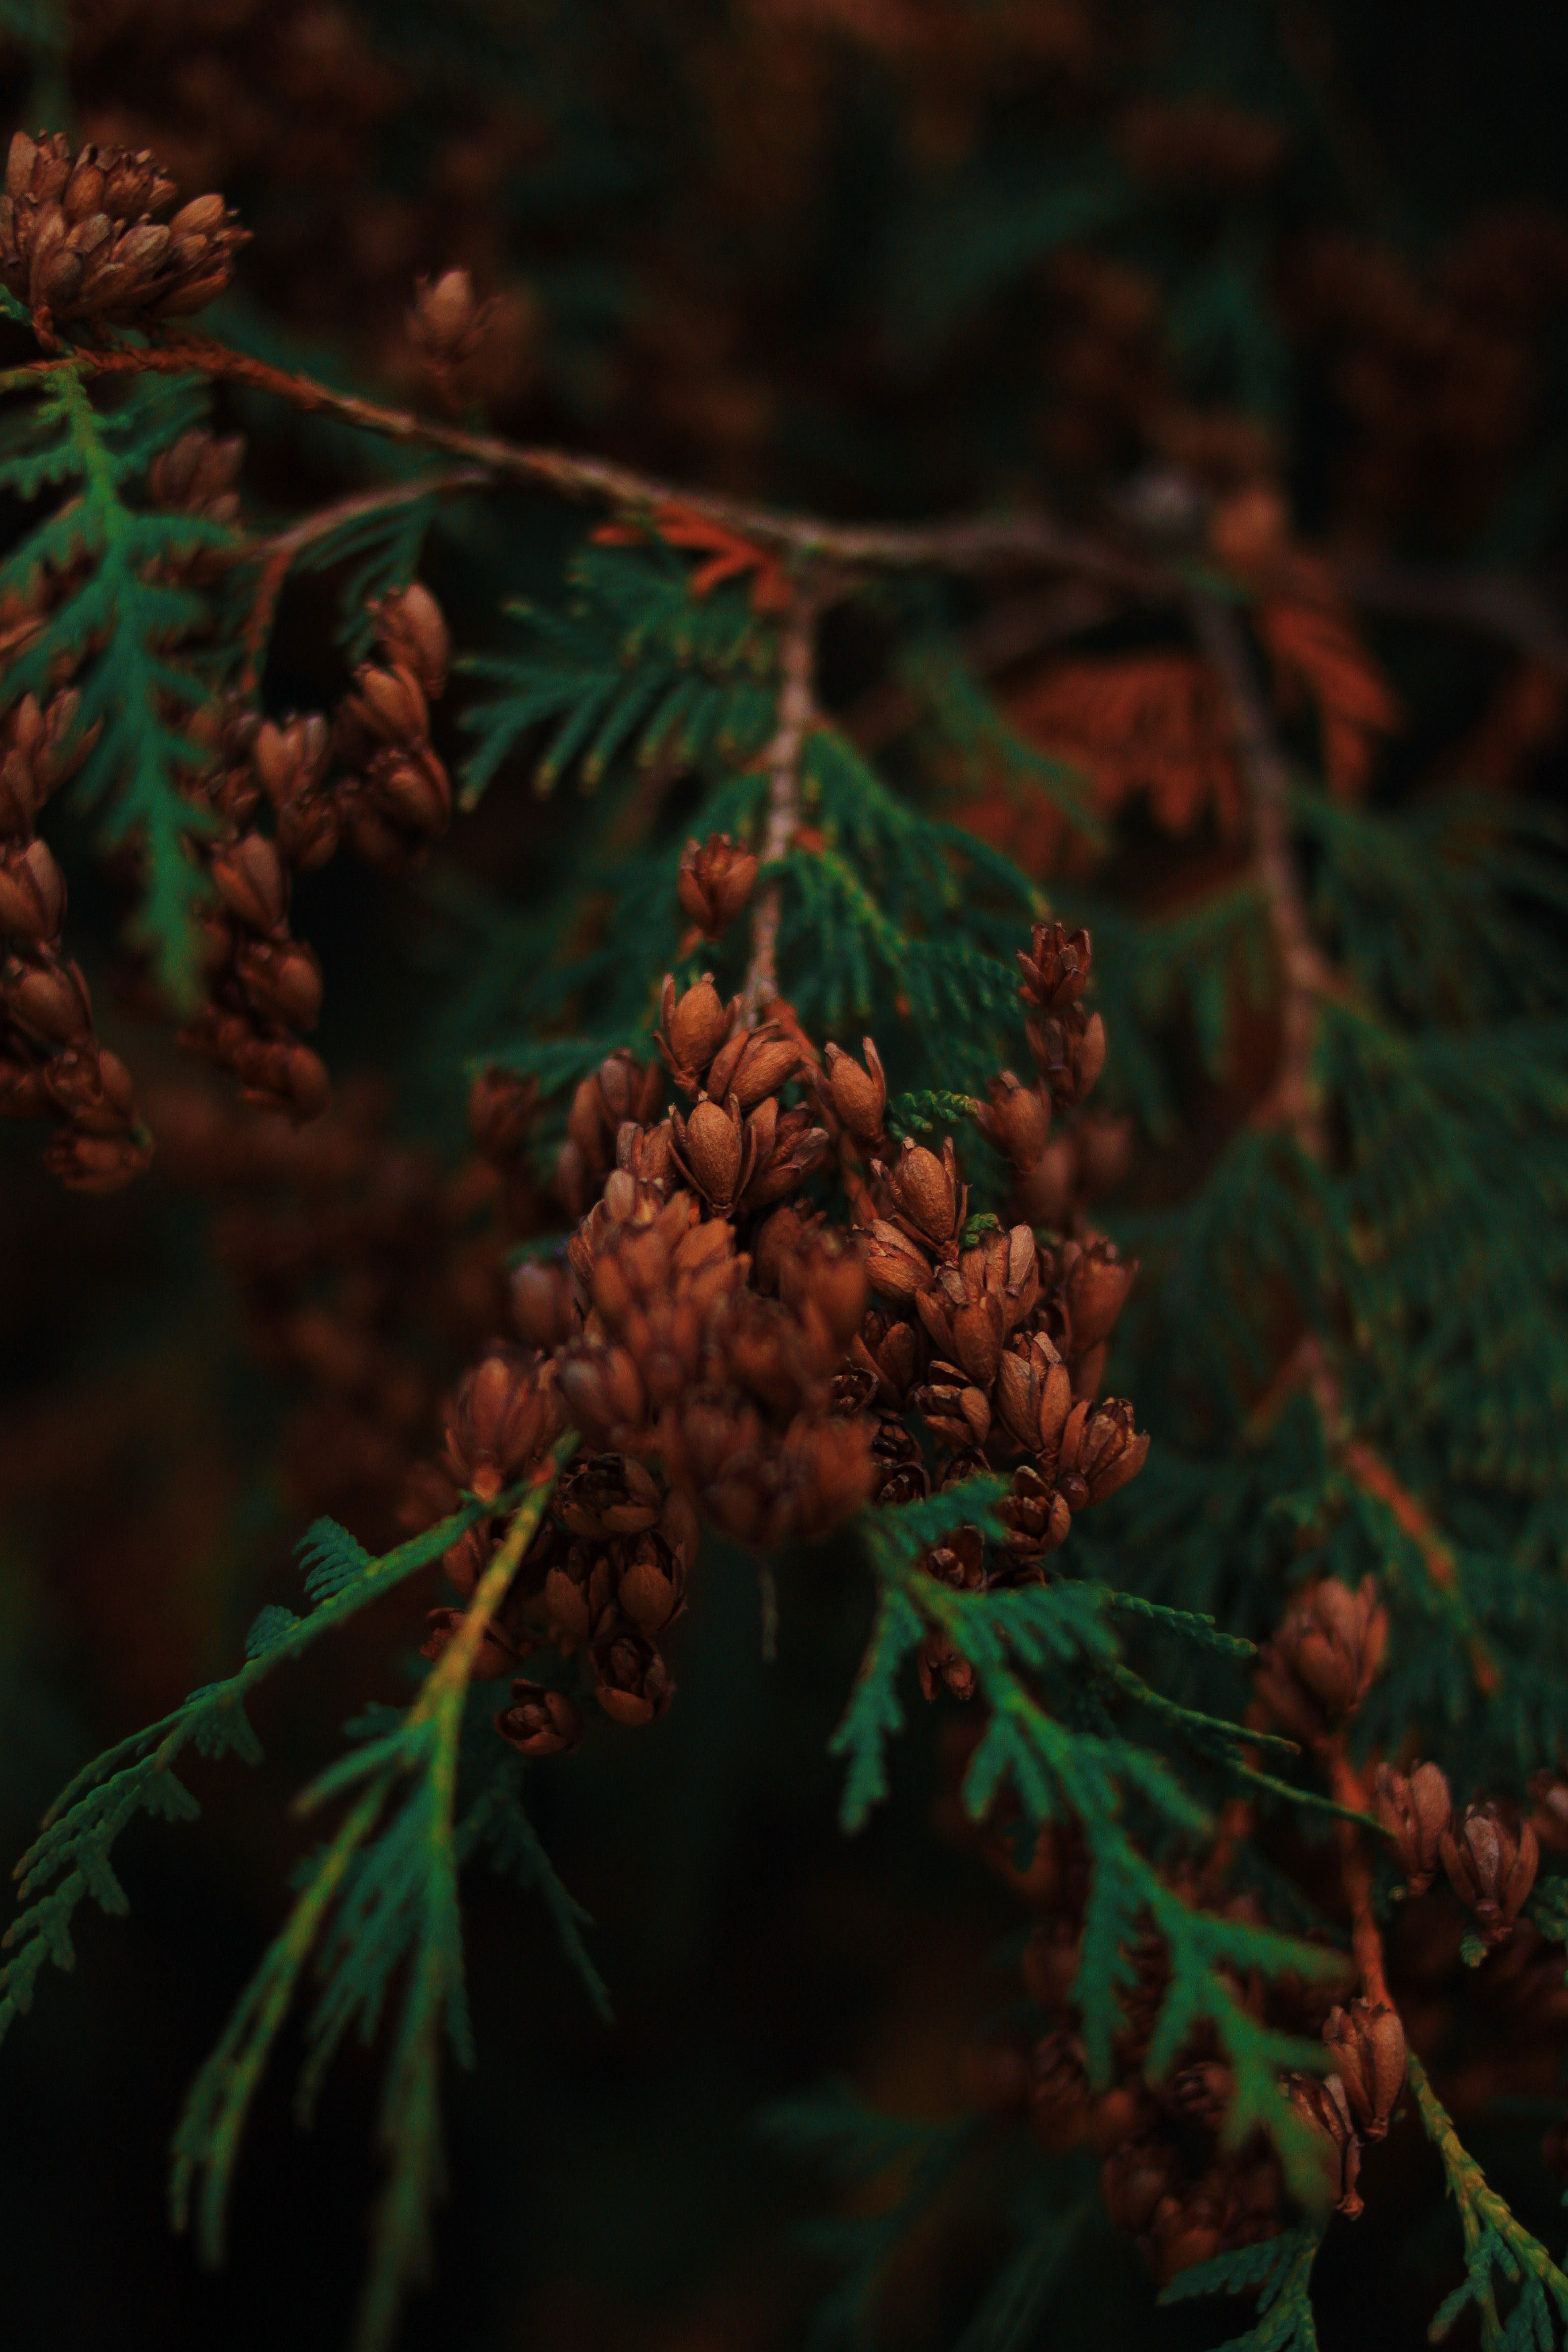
(2, 949), (93, 1047)
(147, 427), (245, 520)
(371, 583), (450, 699)
(1284, 2071), (1363, 2217)
(441, 1349), (562, 1500)
(973, 1069), (1052, 1172)
(42, 1044), (137, 1134)
(591, 1628), (675, 1726)
(657, 971), (737, 1094)
(495, 1679), (583, 1758)
(1143, 2184), (1228, 2288)
(558, 1339), (650, 1448)
(1254, 1576), (1387, 1747)
(1165, 2056), (1234, 2130)
(874, 1135), (968, 1253)
(1061, 1236), (1138, 1354)
(1323, 1999), (1406, 2139)
(918, 1272), (1004, 1389)
(1028, 1008), (1107, 1109)
(1440, 1803), (1540, 1947)
(555, 1451), (663, 1538)
(864, 1217), (934, 1301)
(995, 1335), (1072, 1457)
(0, 836), (66, 943)
(1057, 1396), (1150, 1507)
(914, 1361), (992, 1451)
(233, 936), (324, 1031)
(735, 1097), (830, 1209)
(615, 1527), (688, 1635)
(849, 1311), (925, 1410)
(814, 1037), (888, 1148)
(677, 832), (760, 937)
(1000, 1463), (1073, 1557)
(1373, 1761), (1452, 1894)
(704, 1021), (797, 1113)
(209, 833), (289, 934)
(925, 1523), (987, 1591)
(409, 268), (493, 368)
(512, 1255), (581, 1353)
(253, 713), (332, 808)
(868, 1416), (929, 1507)
(1017, 921), (1092, 1013)
(0, 133), (247, 333)
(670, 1091), (751, 1210)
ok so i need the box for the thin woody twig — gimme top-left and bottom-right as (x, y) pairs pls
(743, 584), (825, 1024)
(1327, 1744), (1391, 2008)
(12, 338), (1567, 682)
(1294, 1333), (1498, 1693)
(15, 337), (1161, 591)
(238, 470), (489, 692)
(1188, 588), (1332, 1159)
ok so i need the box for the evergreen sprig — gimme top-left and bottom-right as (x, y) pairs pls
(835, 1484), (1348, 2203)
(1406, 2052), (1568, 2352)
(0, 362), (239, 1006)
(169, 1437), (585, 2352)
(457, 539), (779, 803)
(1159, 2224), (1324, 2352)
(0, 1481), (531, 2047)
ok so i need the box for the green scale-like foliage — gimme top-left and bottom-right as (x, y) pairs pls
(0, 349), (240, 1007)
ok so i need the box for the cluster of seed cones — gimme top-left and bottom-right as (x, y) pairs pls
(180, 582), (452, 1120)
(401, 882), (1150, 1750)
(0, 133), (245, 343)
(0, 688), (151, 1189)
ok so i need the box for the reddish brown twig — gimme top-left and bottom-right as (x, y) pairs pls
(1328, 1745), (1391, 2007)
(238, 472), (488, 693)
(1187, 588), (1332, 1159)
(743, 583), (827, 1024)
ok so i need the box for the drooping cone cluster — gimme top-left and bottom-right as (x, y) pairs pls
(0, 688), (151, 1189)
(406, 895), (1148, 1753)
(181, 585), (452, 1120)
(0, 133), (246, 342)
(962, 1826), (1290, 2287)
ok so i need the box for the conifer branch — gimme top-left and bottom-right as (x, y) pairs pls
(169, 1434), (581, 2352)
(1406, 2050), (1568, 2351)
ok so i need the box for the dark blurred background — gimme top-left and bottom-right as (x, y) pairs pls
(2, 4), (1567, 2348)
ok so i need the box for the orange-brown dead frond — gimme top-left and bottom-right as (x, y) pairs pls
(591, 500), (791, 613)
(1007, 653), (1246, 841)
(1256, 580), (1402, 797)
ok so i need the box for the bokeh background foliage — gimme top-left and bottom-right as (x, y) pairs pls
(1, 3), (1568, 2350)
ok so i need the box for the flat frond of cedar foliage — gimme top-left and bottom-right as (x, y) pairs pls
(0, 1490), (508, 2050)
(1159, 2224), (1324, 2352)
(0, 359), (239, 1008)
(837, 1485), (1347, 2206)
(456, 539), (780, 805)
